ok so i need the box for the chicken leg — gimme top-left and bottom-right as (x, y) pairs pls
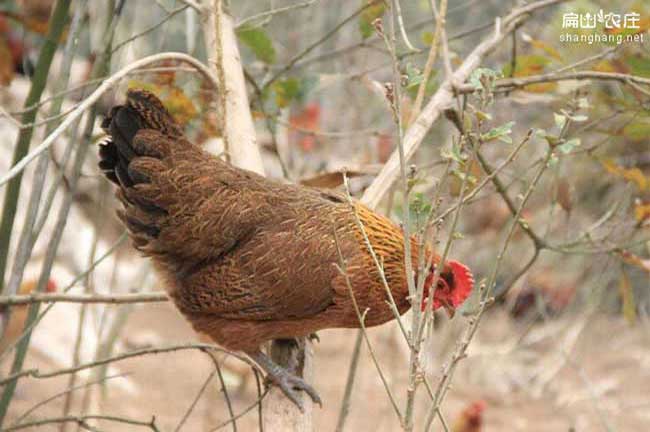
(247, 349), (322, 411)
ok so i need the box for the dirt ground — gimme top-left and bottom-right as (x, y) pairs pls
(4, 302), (650, 431)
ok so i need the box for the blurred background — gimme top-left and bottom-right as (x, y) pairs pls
(0, 0), (649, 430)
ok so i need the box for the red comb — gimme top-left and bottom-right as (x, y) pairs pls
(46, 279), (57, 293)
(448, 260), (474, 307)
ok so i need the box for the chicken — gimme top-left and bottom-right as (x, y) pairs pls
(98, 89), (474, 408)
(508, 269), (578, 319)
(0, 279), (57, 355)
(452, 400), (486, 432)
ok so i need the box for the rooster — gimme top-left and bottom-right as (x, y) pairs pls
(98, 89), (474, 408)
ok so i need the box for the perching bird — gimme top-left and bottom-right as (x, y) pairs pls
(98, 89), (474, 408)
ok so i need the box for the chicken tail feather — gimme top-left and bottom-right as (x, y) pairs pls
(98, 89), (186, 256)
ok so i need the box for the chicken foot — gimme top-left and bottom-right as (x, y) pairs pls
(247, 348), (322, 411)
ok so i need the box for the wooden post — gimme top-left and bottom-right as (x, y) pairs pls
(263, 339), (314, 431)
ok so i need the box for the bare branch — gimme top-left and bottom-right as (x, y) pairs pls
(362, 0), (567, 209)
(0, 292), (168, 306)
(0, 52), (216, 187)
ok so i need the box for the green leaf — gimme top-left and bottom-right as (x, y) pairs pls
(469, 67), (501, 90)
(404, 63), (423, 88)
(627, 55), (650, 78)
(236, 25), (276, 64)
(449, 140), (466, 163)
(409, 192), (432, 218)
(271, 76), (318, 108)
(359, 1), (387, 39)
(272, 78), (301, 108)
(553, 112), (566, 130)
(557, 138), (580, 154)
(570, 114), (588, 122)
(421, 31), (433, 45)
(622, 118), (650, 142)
(481, 121), (515, 143)
(475, 110), (492, 122)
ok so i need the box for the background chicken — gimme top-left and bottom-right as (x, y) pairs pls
(0, 279), (56, 355)
(452, 400), (486, 432)
(98, 89), (474, 408)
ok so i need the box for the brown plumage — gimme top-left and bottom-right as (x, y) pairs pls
(98, 89), (474, 408)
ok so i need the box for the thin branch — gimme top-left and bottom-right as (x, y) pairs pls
(112, 5), (189, 53)
(174, 369), (217, 432)
(0, 0), (72, 302)
(434, 129), (532, 223)
(12, 373), (131, 426)
(3, 415), (159, 432)
(457, 70), (650, 95)
(0, 52), (217, 187)
(209, 389), (270, 431)
(207, 352), (237, 432)
(423, 143), (555, 431)
(236, 0), (317, 28)
(0, 343), (252, 386)
(361, 0), (567, 209)
(392, 0), (419, 52)
(261, 1), (377, 90)
(408, 0), (447, 125)
(332, 230), (404, 425)
(0, 292), (169, 306)
(334, 330), (363, 432)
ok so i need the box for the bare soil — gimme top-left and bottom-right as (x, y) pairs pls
(4, 303), (650, 431)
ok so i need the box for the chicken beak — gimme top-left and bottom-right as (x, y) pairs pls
(443, 302), (455, 319)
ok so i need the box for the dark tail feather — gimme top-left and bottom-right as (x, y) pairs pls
(98, 89), (182, 254)
(98, 89), (181, 187)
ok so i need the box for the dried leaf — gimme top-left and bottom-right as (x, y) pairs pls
(299, 168), (378, 188)
(601, 159), (648, 190)
(619, 250), (650, 273)
(0, 37), (14, 85)
(618, 270), (637, 325)
(528, 38), (562, 61)
(502, 55), (551, 78)
(634, 201), (650, 223)
(555, 178), (572, 212)
(622, 118), (650, 142)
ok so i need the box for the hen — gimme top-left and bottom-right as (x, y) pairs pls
(98, 89), (474, 408)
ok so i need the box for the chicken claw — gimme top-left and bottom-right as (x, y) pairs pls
(248, 350), (322, 411)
